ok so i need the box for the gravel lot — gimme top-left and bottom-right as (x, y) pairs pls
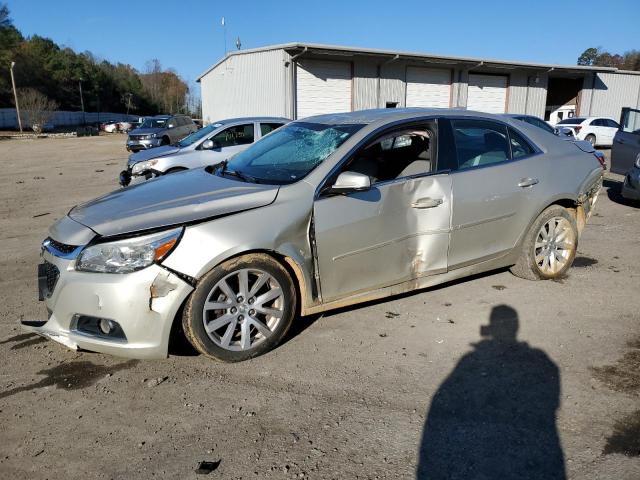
(1, 135), (639, 479)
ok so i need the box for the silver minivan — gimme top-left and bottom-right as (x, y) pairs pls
(120, 117), (289, 186)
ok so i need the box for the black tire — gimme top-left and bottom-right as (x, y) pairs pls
(161, 136), (170, 146)
(182, 253), (297, 362)
(585, 134), (596, 146)
(510, 205), (578, 280)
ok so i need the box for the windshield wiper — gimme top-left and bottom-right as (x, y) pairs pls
(215, 160), (258, 183)
(224, 169), (258, 183)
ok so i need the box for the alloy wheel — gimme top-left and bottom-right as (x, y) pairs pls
(202, 268), (284, 351)
(534, 216), (576, 275)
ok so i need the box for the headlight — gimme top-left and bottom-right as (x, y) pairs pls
(76, 228), (182, 273)
(151, 133), (157, 138)
(635, 153), (640, 169)
(131, 159), (158, 175)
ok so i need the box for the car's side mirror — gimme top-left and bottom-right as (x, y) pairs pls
(202, 139), (221, 150)
(329, 171), (371, 194)
(168, 123), (175, 129)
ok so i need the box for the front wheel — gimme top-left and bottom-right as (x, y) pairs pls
(510, 205), (578, 280)
(182, 253), (297, 362)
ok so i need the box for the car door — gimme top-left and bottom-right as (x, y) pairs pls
(446, 118), (542, 269)
(604, 119), (621, 146)
(313, 121), (452, 302)
(612, 108), (640, 174)
(195, 123), (256, 168)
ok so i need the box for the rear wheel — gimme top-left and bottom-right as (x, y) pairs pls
(182, 254), (297, 362)
(586, 134), (596, 146)
(510, 205), (578, 280)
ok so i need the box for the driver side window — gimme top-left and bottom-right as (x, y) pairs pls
(342, 123), (436, 184)
(212, 124), (255, 148)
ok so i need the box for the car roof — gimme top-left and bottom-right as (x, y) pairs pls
(503, 113), (537, 119)
(300, 108), (529, 126)
(208, 116), (291, 126)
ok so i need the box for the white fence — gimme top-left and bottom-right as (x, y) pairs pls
(0, 108), (139, 129)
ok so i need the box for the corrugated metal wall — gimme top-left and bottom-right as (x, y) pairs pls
(353, 60), (378, 110)
(379, 62), (406, 107)
(199, 49), (640, 123)
(579, 72), (640, 119)
(200, 49), (288, 123)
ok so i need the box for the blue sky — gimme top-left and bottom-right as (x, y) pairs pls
(9, 0), (639, 87)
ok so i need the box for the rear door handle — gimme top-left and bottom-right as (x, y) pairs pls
(411, 197), (443, 209)
(518, 178), (539, 188)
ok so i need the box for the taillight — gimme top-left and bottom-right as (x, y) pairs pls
(574, 126), (582, 133)
(594, 152), (606, 170)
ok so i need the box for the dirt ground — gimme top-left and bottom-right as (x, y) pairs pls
(0, 135), (639, 479)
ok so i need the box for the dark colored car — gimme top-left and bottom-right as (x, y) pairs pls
(611, 107), (640, 201)
(126, 114), (197, 152)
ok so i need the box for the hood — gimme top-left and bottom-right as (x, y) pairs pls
(69, 168), (280, 237)
(128, 145), (181, 165)
(129, 127), (163, 136)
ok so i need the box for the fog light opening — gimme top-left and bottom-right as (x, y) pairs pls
(72, 315), (127, 342)
(99, 318), (115, 335)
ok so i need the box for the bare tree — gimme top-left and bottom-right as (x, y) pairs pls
(17, 88), (58, 134)
(121, 92), (135, 114)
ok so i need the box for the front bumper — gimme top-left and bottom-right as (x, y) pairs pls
(621, 167), (640, 201)
(126, 138), (161, 152)
(119, 168), (158, 187)
(24, 250), (193, 359)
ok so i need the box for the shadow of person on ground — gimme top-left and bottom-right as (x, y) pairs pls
(417, 305), (565, 479)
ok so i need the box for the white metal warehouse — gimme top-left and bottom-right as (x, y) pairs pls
(197, 42), (640, 124)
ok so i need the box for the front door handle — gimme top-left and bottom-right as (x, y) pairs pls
(518, 178), (539, 188)
(411, 197), (443, 209)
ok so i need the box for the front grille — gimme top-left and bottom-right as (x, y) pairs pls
(129, 135), (146, 141)
(46, 237), (78, 255)
(43, 261), (59, 297)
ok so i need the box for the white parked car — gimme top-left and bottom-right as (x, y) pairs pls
(103, 121), (132, 133)
(556, 117), (620, 147)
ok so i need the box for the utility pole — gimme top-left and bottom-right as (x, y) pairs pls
(78, 78), (85, 125)
(10, 61), (22, 133)
(221, 17), (227, 54)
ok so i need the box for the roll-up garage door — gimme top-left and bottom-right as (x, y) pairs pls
(296, 60), (352, 119)
(467, 74), (508, 113)
(405, 67), (452, 108)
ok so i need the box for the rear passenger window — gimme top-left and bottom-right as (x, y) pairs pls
(213, 124), (255, 147)
(531, 117), (555, 134)
(509, 128), (535, 158)
(452, 120), (510, 170)
(260, 123), (284, 136)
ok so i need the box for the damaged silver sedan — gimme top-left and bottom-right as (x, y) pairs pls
(26, 109), (603, 362)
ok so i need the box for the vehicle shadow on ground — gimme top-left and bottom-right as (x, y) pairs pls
(0, 332), (47, 350)
(0, 359), (140, 400)
(604, 178), (639, 208)
(416, 305), (566, 479)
